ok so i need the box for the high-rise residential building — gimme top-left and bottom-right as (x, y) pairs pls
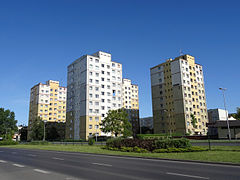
(122, 78), (140, 136)
(150, 54), (208, 135)
(65, 51), (139, 140)
(28, 80), (67, 137)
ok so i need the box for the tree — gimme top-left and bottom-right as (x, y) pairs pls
(100, 109), (132, 137)
(30, 117), (44, 140)
(233, 107), (240, 120)
(46, 126), (59, 141)
(0, 108), (18, 140)
(190, 114), (197, 129)
(19, 126), (28, 141)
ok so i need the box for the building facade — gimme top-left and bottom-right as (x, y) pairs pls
(122, 79), (140, 136)
(150, 54), (208, 135)
(140, 117), (153, 134)
(28, 80), (67, 130)
(208, 108), (229, 123)
(66, 51), (139, 140)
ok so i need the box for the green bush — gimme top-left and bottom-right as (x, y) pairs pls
(106, 137), (124, 148)
(88, 138), (95, 146)
(106, 147), (119, 151)
(106, 138), (155, 151)
(27, 141), (49, 145)
(120, 147), (134, 152)
(0, 140), (19, 146)
(136, 134), (166, 140)
(133, 146), (148, 153)
(155, 138), (191, 149)
(152, 149), (168, 153)
(153, 147), (207, 153)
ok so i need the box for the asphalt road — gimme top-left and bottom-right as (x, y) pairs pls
(0, 147), (240, 180)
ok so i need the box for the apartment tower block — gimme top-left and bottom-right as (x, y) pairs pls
(150, 54), (208, 135)
(28, 80), (67, 135)
(65, 51), (139, 140)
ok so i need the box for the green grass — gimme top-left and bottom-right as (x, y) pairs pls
(2, 144), (240, 164)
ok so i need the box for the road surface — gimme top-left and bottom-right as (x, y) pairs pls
(0, 147), (239, 180)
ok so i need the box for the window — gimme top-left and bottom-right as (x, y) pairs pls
(89, 125), (92, 129)
(95, 117), (99, 121)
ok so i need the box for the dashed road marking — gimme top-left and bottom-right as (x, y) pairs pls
(92, 162), (112, 167)
(52, 157), (64, 161)
(12, 164), (25, 168)
(0, 151), (4, 153)
(166, 172), (209, 179)
(34, 169), (50, 174)
(28, 154), (37, 157)
(0, 160), (7, 163)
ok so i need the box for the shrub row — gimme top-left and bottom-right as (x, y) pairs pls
(0, 140), (19, 146)
(106, 138), (191, 151)
(104, 146), (149, 153)
(27, 141), (49, 145)
(106, 138), (156, 151)
(136, 133), (185, 140)
(155, 138), (191, 149)
(152, 146), (208, 153)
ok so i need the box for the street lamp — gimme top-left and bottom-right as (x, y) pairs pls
(219, 88), (231, 140)
(43, 120), (47, 141)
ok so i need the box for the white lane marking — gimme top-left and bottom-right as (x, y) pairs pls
(52, 157), (64, 161)
(0, 160), (7, 163)
(54, 151), (240, 169)
(166, 172), (209, 179)
(92, 162), (112, 167)
(28, 154), (37, 157)
(12, 164), (25, 168)
(34, 169), (50, 174)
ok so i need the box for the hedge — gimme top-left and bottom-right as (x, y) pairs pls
(106, 138), (155, 151)
(27, 141), (49, 145)
(153, 147), (208, 153)
(106, 138), (192, 152)
(0, 140), (19, 146)
(103, 146), (148, 153)
(155, 138), (191, 149)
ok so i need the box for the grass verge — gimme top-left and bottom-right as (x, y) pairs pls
(2, 144), (240, 164)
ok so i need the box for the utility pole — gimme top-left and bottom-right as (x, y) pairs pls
(219, 88), (231, 140)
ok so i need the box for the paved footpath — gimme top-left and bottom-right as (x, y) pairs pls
(0, 147), (240, 180)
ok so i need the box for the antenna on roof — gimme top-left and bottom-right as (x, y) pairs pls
(179, 48), (184, 56)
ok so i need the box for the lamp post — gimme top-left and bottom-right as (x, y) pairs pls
(219, 88), (231, 140)
(43, 120), (47, 141)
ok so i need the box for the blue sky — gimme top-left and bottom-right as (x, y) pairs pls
(0, 0), (239, 125)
